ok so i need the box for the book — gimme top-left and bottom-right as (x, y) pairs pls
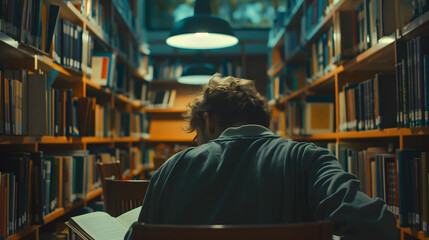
(375, 73), (397, 129)
(425, 54), (429, 126)
(27, 72), (47, 136)
(30, 151), (45, 225)
(91, 52), (116, 87)
(65, 206), (141, 240)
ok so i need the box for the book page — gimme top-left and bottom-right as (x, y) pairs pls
(116, 206), (142, 228)
(71, 211), (128, 240)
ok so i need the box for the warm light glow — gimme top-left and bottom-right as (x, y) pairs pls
(195, 32), (209, 38)
(166, 33), (239, 49)
(378, 36), (395, 44)
(178, 75), (212, 85)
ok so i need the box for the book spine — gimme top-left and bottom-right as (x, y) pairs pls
(408, 40), (415, 127)
(397, 150), (410, 227)
(402, 58), (409, 127)
(424, 54), (429, 127)
(415, 37), (423, 127)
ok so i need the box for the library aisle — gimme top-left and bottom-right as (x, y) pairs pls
(0, 0), (428, 240)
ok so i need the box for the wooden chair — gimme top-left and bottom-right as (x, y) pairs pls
(104, 179), (150, 217)
(128, 221), (333, 240)
(97, 161), (124, 210)
(96, 161), (122, 188)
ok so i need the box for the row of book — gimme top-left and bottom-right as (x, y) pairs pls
(284, 24), (304, 61)
(272, 95), (335, 137)
(0, 150), (100, 239)
(110, 110), (150, 138)
(338, 73), (396, 132)
(0, 144), (160, 239)
(146, 89), (177, 109)
(308, 24), (336, 80)
(112, 0), (137, 34)
(332, 145), (429, 235)
(335, 0), (395, 61)
(151, 58), (243, 81)
(266, 75), (285, 102)
(52, 18), (94, 73)
(0, 67), (151, 137)
(65, 0), (112, 43)
(266, 66), (307, 102)
(411, 0), (429, 17)
(0, 0), (60, 53)
(395, 36), (429, 128)
(305, 0), (336, 34)
(132, 81), (150, 106)
(78, 99), (151, 138)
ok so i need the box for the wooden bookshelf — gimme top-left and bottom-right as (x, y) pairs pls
(0, 136), (148, 145)
(342, 34), (396, 72)
(267, 27), (285, 49)
(287, 132), (338, 141)
(6, 226), (39, 240)
(85, 18), (110, 46)
(268, 1), (429, 239)
(285, 47), (306, 65)
(0, 0), (150, 239)
(337, 128), (402, 139)
(397, 221), (429, 240)
(145, 108), (187, 114)
(267, 61), (286, 77)
(44, 188), (102, 224)
(112, 5), (140, 44)
(284, 0), (305, 29)
(5, 188), (102, 240)
(401, 10), (429, 39)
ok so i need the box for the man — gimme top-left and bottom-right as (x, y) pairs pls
(128, 74), (397, 239)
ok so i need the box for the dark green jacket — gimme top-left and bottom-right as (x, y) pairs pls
(130, 125), (397, 240)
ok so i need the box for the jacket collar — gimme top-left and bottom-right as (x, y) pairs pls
(217, 124), (274, 139)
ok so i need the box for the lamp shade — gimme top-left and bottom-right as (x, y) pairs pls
(178, 62), (217, 85)
(166, 0), (238, 49)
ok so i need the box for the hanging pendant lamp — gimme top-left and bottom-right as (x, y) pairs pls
(166, 0), (239, 49)
(178, 62), (217, 85)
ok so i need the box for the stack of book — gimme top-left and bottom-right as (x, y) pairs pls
(146, 89), (177, 109)
(0, 0), (60, 53)
(395, 36), (429, 128)
(0, 150), (101, 239)
(338, 73), (397, 132)
(308, 25), (336, 81)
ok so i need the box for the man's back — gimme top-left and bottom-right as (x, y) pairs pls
(137, 125), (397, 239)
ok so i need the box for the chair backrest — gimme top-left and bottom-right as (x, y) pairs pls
(104, 179), (150, 217)
(96, 161), (122, 180)
(129, 221), (333, 240)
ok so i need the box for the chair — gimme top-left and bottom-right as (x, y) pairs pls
(97, 161), (124, 211)
(128, 221), (333, 240)
(96, 161), (123, 188)
(104, 179), (150, 217)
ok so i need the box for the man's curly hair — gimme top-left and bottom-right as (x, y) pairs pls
(183, 73), (271, 133)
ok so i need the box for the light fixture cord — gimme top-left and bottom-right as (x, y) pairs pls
(194, 0), (211, 15)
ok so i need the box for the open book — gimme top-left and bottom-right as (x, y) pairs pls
(65, 206), (141, 240)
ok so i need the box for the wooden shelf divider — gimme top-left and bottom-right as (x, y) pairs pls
(6, 225), (39, 240)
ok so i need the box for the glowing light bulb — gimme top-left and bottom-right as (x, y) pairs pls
(195, 32), (209, 38)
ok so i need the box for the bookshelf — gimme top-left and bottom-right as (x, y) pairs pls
(0, 0), (151, 239)
(269, 0), (429, 239)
